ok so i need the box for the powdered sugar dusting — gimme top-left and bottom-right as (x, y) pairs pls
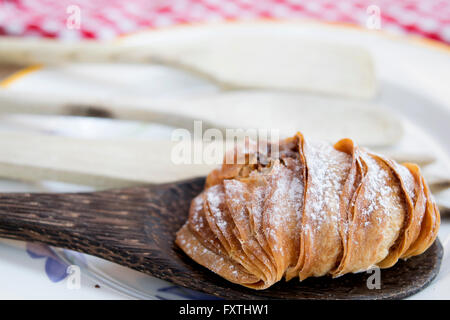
(264, 159), (304, 249)
(359, 153), (399, 220)
(190, 195), (205, 230)
(206, 185), (228, 231)
(395, 163), (416, 202)
(305, 141), (351, 229)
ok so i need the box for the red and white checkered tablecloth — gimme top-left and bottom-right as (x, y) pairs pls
(0, 0), (449, 44)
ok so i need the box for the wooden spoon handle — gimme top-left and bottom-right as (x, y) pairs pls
(0, 177), (204, 275)
(0, 129), (441, 189)
(0, 187), (169, 267)
(0, 37), (147, 65)
(0, 131), (214, 188)
(0, 189), (144, 260)
(0, 29), (377, 98)
(0, 90), (402, 147)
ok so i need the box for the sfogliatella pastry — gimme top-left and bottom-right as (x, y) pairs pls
(176, 132), (440, 289)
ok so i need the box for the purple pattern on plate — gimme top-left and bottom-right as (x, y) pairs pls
(26, 243), (71, 283)
(26, 243), (216, 298)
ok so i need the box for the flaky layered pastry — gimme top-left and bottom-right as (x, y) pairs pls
(176, 132), (440, 289)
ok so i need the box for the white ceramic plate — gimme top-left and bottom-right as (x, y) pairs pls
(0, 20), (449, 300)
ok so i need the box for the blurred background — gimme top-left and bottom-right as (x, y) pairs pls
(0, 0), (449, 43)
(0, 0), (449, 299)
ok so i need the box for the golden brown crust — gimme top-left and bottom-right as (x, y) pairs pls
(175, 133), (440, 289)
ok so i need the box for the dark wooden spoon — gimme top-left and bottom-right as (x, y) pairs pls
(0, 177), (442, 300)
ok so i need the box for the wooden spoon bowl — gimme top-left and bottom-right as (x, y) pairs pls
(0, 177), (442, 299)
